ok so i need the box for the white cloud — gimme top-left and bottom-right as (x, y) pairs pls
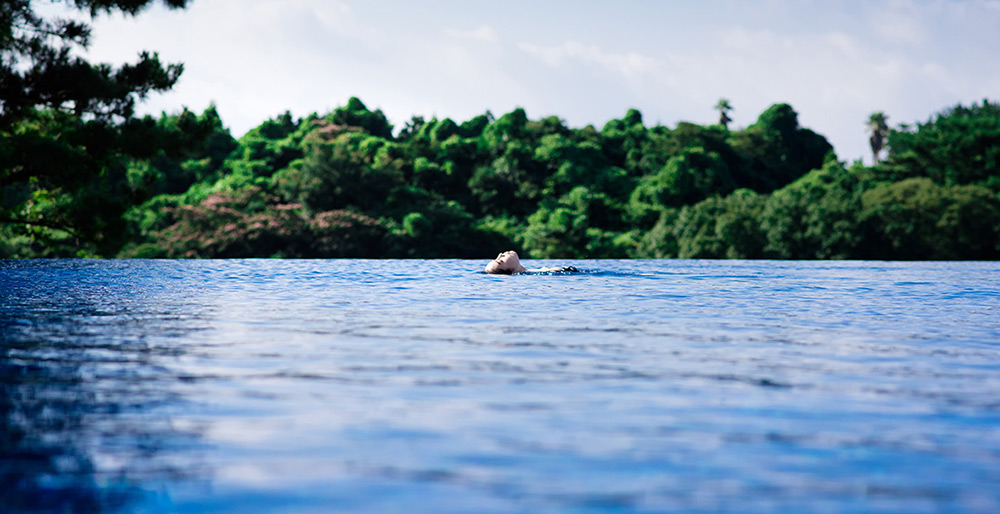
(81, 0), (390, 134)
(377, 25), (529, 122)
(515, 16), (994, 163)
(518, 40), (660, 82)
(43, 0), (1000, 163)
(445, 25), (499, 43)
(869, 1), (927, 46)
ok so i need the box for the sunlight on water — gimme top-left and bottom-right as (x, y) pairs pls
(2, 259), (999, 513)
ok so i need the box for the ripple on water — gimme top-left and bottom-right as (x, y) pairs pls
(1, 258), (999, 513)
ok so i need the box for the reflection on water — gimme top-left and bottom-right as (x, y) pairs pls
(1, 260), (207, 512)
(1, 259), (1000, 513)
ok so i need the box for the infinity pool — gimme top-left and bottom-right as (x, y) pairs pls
(2, 259), (999, 512)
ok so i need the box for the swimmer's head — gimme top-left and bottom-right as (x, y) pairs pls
(485, 250), (527, 274)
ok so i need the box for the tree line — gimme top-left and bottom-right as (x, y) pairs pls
(2, 1), (998, 260)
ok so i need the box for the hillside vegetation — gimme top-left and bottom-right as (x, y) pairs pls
(8, 97), (1000, 259)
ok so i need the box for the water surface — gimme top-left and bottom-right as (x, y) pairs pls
(2, 259), (999, 512)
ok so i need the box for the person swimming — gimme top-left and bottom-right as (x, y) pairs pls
(484, 250), (579, 274)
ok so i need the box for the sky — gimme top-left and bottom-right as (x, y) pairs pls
(69, 0), (1000, 164)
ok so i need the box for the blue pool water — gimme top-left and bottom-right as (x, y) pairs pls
(1, 259), (999, 513)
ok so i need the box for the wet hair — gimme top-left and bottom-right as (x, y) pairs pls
(486, 262), (515, 274)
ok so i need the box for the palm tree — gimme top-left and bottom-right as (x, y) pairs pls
(867, 111), (889, 164)
(715, 98), (733, 129)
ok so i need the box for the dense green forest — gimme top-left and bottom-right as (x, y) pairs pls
(2, 1), (999, 260)
(4, 96), (999, 260)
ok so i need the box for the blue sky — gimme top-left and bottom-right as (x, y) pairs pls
(79, 0), (1000, 163)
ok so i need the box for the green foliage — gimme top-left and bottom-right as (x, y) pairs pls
(715, 98), (733, 129)
(468, 132), (544, 219)
(881, 100), (1000, 189)
(761, 158), (864, 259)
(328, 97), (393, 139)
(292, 131), (403, 214)
(601, 108), (648, 171)
(671, 189), (766, 259)
(634, 210), (680, 258)
(535, 133), (627, 200)
(859, 178), (1000, 260)
(1, 0), (192, 257)
(0, 109), (188, 256)
(0, 0), (188, 127)
(4, 62), (998, 263)
(397, 199), (508, 258)
(3, 0), (993, 261)
(127, 106), (237, 198)
(730, 103), (833, 192)
(520, 186), (629, 258)
(121, 186), (395, 258)
(520, 194), (589, 259)
(868, 111), (889, 164)
(632, 147), (736, 210)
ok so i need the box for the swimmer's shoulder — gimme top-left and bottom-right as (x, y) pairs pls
(523, 266), (581, 274)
